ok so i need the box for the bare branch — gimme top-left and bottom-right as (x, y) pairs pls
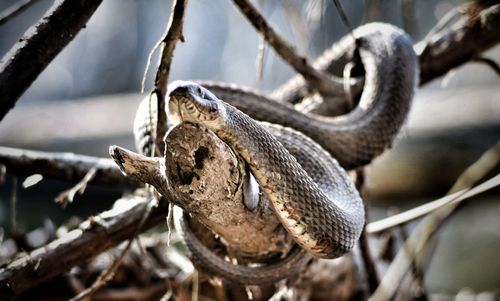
(0, 196), (169, 298)
(0, 146), (136, 188)
(332, 0), (356, 41)
(231, 0), (347, 98)
(154, 0), (188, 98)
(0, 0), (39, 26)
(366, 173), (500, 234)
(418, 3), (500, 85)
(150, 0), (188, 155)
(0, 0), (103, 122)
(354, 169), (379, 294)
(273, 3), (500, 106)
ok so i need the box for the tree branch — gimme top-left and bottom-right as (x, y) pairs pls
(273, 2), (500, 106)
(0, 146), (136, 187)
(0, 0), (103, 122)
(0, 196), (169, 298)
(231, 0), (348, 98)
(418, 3), (500, 85)
(151, 0), (188, 155)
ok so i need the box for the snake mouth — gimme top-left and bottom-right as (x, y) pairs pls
(169, 93), (222, 125)
(166, 81), (229, 134)
(167, 96), (183, 125)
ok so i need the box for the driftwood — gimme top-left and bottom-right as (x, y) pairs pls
(111, 123), (291, 258)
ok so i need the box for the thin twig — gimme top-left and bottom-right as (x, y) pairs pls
(0, 0), (103, 121)
(332, 0), (356, 41)
(0, 0), (39, 26)
(256, 34), (266, 80)
(55, 167), (98, 207)
(367, 141), (500, 234)
(148, 0), (189, 155)
(369, 170), (500, 300)
(448, 140), (500, 193)
(10, 177), (18, 235)
(355, 169), (380, 294)
(232, 0), (346, 97)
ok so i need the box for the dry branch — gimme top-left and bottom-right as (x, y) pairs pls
(112, 123), (291, 258)
(112, 122), (364, 300)
(0, 0), (103, 122)
(418, 3), (500, 85)
(149, 0), (188, 155)
(272, 2), (500, 105)
(0, 196), (169, 298)
(0, 146), (136, 187)
(231, 0), (348, 98)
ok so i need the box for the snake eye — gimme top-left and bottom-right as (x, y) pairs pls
(196, 86), (203, 95)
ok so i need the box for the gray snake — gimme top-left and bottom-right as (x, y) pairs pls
(133, 23), (418, 284)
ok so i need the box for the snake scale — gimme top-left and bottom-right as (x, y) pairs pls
(133, 23), (418, 284)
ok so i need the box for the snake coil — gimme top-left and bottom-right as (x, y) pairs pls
(134, 23), (418, 284)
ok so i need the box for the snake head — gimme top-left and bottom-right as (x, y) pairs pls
(167, 81), (227, 131)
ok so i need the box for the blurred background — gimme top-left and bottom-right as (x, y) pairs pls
(0, 0), (498, 296)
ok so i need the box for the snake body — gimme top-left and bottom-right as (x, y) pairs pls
(134, 23), (418, 284)
(199, 23), (418, 170)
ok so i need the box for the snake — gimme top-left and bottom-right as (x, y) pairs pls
(134, 23), (418, 284)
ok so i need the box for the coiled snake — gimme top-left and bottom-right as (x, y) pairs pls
(132, 23), (418, 284)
